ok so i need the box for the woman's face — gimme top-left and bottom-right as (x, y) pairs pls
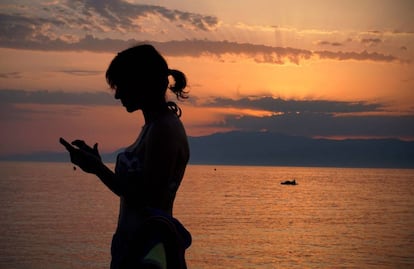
(113, 73), (166, 112)
(114, 82), (145, 112)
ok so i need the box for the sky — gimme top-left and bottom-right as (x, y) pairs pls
(1, 0), (414, 155)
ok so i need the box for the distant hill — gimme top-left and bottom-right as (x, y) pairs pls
(188, 131), (414, 168)
(0, 150), (121, 164)
(1, 131), (413, 168)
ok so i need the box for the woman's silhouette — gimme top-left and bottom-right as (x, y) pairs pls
(60, 44), (191, 269)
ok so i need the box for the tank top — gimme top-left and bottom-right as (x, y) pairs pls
(115, 124), (151, 178)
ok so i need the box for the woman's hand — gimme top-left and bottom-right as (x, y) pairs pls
(59, 137), (103, 174)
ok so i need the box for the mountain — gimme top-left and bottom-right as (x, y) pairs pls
(0, 151), (120, 163)
(188, 131), (414, 168)
(1, 131), (413, 168)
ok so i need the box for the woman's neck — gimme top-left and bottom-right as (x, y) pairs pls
(142, 101), (170, 124)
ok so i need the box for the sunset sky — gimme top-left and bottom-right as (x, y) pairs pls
(1, 0), (414, 155)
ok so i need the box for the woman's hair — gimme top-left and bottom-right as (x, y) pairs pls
(167, 69), (188, 100)
(106, 44), (188, 101)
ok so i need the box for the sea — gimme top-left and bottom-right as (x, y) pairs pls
(0, 162), (413, 269)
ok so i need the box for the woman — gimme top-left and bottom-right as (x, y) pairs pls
(60, 44), (191, 269)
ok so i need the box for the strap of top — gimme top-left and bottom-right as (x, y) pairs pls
(126, 123), (152, 153)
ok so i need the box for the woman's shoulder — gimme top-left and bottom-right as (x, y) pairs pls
(148, 112), (187, 144)
(153, 111), (183, 131)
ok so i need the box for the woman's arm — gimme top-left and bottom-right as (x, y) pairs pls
(94, 162), (124, 196)
(59, 137), (124, 196)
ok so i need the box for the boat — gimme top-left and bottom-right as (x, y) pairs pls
(281, 179), (297, 185)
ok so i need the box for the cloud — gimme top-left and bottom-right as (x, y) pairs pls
(360, 38), (382, 46)
(165, 40), (403, 64)
(4, 90), (385, 115)
(0, 72), (22, 79)
(77, 0), (219, 31)
(0, 13), (64, 43)
(2, 90), (413, 139)
(159, 40), (314, 64)
(315, 50), (403, 63)
(202, 96), (384, 114)
(197, 96), (414, 139)
(0, 0), (219, 42)
(1, 2), (409, 65)
(58, 69), (103, 76)
(1, 31), (405, 64)
(316, 40), (343, 47)
(219, 113), (414, 138)
(361, 38), (382, 44)
(0, 89), (117, 106)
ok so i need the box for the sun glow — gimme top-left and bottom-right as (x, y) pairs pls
(1, 0), (413, 155)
